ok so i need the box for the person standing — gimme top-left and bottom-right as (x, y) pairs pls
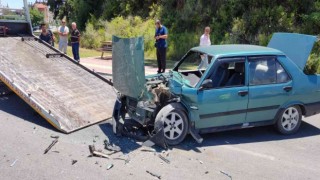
(200, 26), (211, 46)
(154, 20), (168, 73)
(58, 19), (69, 54)
(39, 24), (55, 46)
(198, 26), (211, 69)
(71, 22), (81, 62)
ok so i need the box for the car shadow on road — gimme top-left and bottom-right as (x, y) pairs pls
(0, 94), (58, 132)
(178, 121), (320, 149)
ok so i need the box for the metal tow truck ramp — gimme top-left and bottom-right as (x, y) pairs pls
(0, 1), (116, 133)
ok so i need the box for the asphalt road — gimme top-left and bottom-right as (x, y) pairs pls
(1, 94), (320, 180)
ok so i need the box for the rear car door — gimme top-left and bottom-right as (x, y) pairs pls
(246, 56), (293, 124)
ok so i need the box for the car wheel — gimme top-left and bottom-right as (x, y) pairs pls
(275, 105), (302, 134)
(154, 103), (189, 145)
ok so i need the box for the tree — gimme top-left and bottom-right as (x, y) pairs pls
(29, 8), (44, 27)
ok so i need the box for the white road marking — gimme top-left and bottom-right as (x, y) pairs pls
(222, 145), (276, 161)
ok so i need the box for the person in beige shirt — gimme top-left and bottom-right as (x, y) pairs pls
(58, 19), (69, 54)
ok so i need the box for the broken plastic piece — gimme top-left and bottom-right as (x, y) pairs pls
(143, 128), (168, 149)
(146, 170), (161, 179)
(50, 135), (59, 139)
(189, 127), (203, 144)
(10, 159), (18, 167)
(44, 138), (58, 154)
(158, 154), (170, 164)
(107, 164), (114, 170)
(220, 171), (232, 180)
(89, 145), (109, 159)
(104, 139), (121, 152)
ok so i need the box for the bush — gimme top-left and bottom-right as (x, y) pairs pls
(304, 54), (320, 74)
(166, 32), (199, 60)
(81, 22), (105, 49)
(104, 16), (156, 58)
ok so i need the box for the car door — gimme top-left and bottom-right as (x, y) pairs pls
(246, 56), (292, 124)
(195, 57), (249, 129)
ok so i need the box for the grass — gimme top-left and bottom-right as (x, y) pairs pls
(54, 44), (105, 58)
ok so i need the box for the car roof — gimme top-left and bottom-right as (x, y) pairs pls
(191, 44), (285, 57)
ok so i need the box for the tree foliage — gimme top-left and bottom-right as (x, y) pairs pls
(29, 8), (44, 27)
(48, 0), (320, 60)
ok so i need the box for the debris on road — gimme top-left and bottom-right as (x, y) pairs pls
(113, 157), (130, 164)
(71, 160), (78, 165)
(44, 138), (59, 154)
(104, 139), (121, 152)
(205, 171), (209, 174)
(142, 140), (155, 147)
(50, 135), (59, 139)
(107, 164), (114, 170)
(220, 171), (232, 180)
(142, 128), (168, 150)
(199, 160), (203, 164)
(33, 127), (37, 134)
(146, 170), (161, 179)
(89, 145), (109, 158)
(52, 151), (60, 153)
(10, 159), (18, 167)
(140, 148), (156, 152)
(93, 135), (99, 143)
(158, 154), (170, 164)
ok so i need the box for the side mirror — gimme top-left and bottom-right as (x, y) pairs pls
(199, 79), (213, 90)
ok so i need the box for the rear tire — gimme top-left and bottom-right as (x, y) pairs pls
(275, 105), (302, 135)
(154, 103), (189, 145)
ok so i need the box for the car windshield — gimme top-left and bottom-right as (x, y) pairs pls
(173, 51), (213, 87)
(175, 51), (213, 72)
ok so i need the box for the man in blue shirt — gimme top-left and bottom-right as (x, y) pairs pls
(154, 20), (168, 73)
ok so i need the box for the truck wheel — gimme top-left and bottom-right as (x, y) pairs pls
(275, 105), (302, 135)
(154, 103), (189, 145)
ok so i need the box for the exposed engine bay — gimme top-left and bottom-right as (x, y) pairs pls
(123, 74), (179, 126)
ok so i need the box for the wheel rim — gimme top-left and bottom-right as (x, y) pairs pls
(281, 107), (299, 131)
(163, 112), (184, 140)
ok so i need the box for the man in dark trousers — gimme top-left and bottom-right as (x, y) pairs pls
(154, 20), (168, 73)
(71, 22), (81, 62)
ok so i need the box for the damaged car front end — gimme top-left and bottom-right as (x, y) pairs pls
(112, 36), (205, 146)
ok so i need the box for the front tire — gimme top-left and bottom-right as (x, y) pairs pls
(154, 103), (189, 145)
(275, 105), (302, 135)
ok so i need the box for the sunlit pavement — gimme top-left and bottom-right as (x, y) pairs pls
(80, 56), (160, 76)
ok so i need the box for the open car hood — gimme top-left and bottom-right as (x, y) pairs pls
(112, 36), (145, 99)
(268, 32), (317, 70)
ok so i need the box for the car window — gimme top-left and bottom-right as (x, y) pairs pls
(204, 57), (246, 89)
(249, 56), (290, 85)
(276, 62), (291, 83)
(177, 51), (213, 71)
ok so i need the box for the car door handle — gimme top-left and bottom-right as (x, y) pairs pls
(238, 90), (248, 96)
(283, 86), (292, 92)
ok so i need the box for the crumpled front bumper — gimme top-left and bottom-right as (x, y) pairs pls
(112, 98), (168, 149)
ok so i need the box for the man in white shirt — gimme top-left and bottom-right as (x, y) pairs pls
(58, 19), (69, 54)
(200, 26), (211, 46)
(198, 26), (211, 69)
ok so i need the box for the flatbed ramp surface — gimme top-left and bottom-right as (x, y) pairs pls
(0, 37), (116, 133)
